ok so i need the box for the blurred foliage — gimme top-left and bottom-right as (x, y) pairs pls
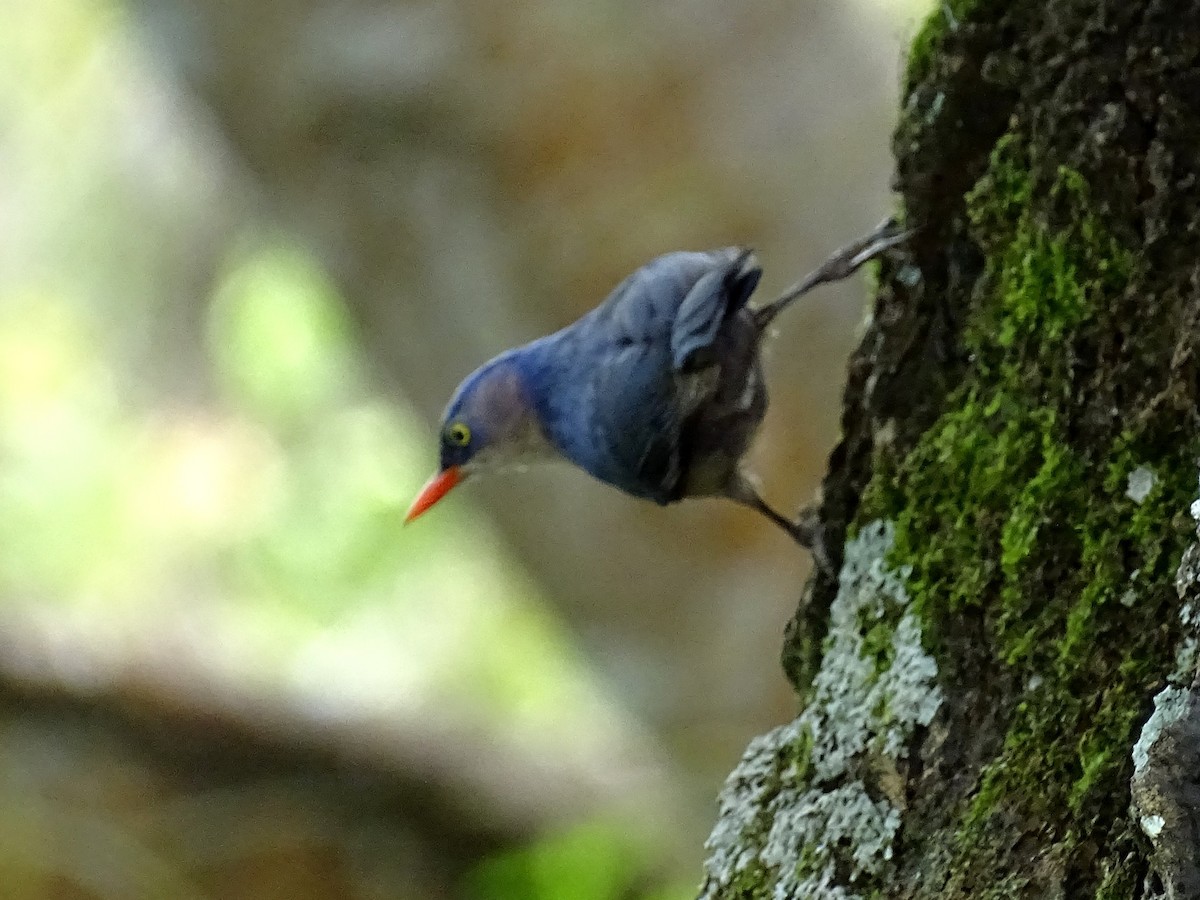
(0, 0), (945, 895)
(0, 219), (619, 742)
(0, 0), (631, 748)
(468, 821), (691, 900)
(0, 0), (675, 896)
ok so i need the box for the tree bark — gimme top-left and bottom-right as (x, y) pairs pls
(701, 0), (1200, 896)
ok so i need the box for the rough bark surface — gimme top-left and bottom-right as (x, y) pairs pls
(702, 0), (1200, 896)
(1131, 524), (1200, 900)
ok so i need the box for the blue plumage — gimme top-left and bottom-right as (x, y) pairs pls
(408, 222), (908, 559)
(519, 247), (761, 504)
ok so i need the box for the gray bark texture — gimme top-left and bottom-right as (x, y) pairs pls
(699, 0), (1200, 897)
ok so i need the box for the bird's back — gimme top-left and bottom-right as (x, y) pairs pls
(527, 248), (766, 504)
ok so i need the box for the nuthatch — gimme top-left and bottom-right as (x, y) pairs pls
(407, 221), (909, 569)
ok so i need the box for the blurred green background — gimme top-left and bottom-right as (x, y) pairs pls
(0, 0), (928, 897)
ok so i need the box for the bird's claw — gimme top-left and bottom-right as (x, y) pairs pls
(819, 217), (916, 283)
(755, 217), (917, 328)
(788, 504), (836, 577)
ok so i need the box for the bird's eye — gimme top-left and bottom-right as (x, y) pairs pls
(446, 422), (471, 446)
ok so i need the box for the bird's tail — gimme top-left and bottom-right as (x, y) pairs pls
(753, 218), (914, 331)
(726, 247), (764, 312)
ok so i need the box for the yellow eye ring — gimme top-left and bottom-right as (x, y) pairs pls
(446, 422), (471, 446)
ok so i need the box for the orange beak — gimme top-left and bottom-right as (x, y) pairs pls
(405, 466), (463, 523)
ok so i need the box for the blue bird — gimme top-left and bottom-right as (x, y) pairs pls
(407, 221), (908, 567)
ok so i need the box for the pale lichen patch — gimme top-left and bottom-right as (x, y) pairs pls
(702, 720), (802, 884)
(1131, 686), (1187, 778)
(1130, 471), (1200, 874)
(1136, 491), (1200, 735)
(1173, 598), (1200, 681)
(1169, 476), (1200, 680)
(1139, 814), (1165, 839)
(699, 521), (942, 898)
(1125, 465), (1156, 504)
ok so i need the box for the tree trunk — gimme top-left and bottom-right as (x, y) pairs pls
(700, 1), (1200, 897)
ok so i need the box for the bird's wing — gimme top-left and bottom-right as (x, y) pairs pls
(581, 249), (760, 502)
(589, 340), (682, 502)
(669, 249), (761, 370)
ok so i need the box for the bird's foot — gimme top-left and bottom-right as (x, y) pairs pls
(755, 218), (916, 328)
(787, 504), (835, 577)
(728, 476), (838, 576)
(806, 217), (915, 286)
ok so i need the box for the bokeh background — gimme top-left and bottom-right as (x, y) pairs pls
(1, 1), (928, 897)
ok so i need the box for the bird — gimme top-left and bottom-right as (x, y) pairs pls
(405, 220), (910, 570)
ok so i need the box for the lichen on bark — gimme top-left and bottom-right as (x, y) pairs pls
(1129, 481), (1200, 898)
(699, 522), (941, 899)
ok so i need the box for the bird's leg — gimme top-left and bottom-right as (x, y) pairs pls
(727, 475), (835, 575)
(753, 217), (915, 330)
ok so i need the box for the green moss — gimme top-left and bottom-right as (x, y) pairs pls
(1094, 840), (1140, 900)
(861, 619), (898, 677)
(719, 862), (772, 900)
(904, 0), (979, 90)
(786, 720), (814, 784)
(858, 133), (1197, 895)
(858, 593), (905, 678)
(793, 843), (824, 881)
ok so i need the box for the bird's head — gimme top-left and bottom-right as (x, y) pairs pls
(405, 353), (555, 523)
